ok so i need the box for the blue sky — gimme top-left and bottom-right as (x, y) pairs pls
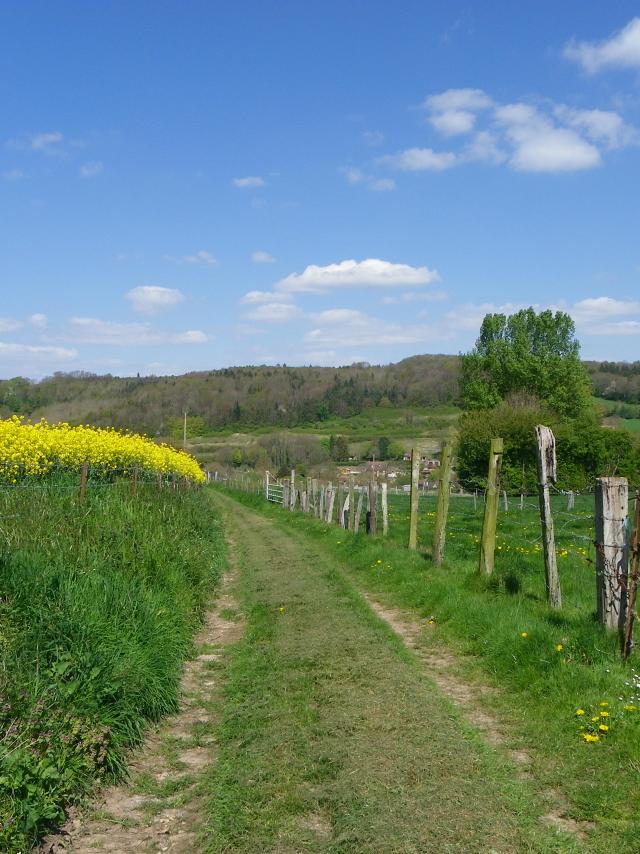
(2, 2), (640, 378)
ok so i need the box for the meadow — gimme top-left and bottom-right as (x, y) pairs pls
(0, 426), (220, 853)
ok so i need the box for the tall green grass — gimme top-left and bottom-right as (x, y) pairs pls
(0, 476), (223, 853)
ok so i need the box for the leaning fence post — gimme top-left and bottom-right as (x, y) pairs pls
(408, 446), (421, 550)
(79, 461), (89, 504)
(479, 438), (503, 575)
(595, 477), (629, 632)
(623, 491), (640, 659)
(432, 439), (452, 566)
(535, 425), (562, 609)
(381, 481), (389, 536)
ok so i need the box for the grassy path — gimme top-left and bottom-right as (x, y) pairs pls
(204, 493), (576, 853)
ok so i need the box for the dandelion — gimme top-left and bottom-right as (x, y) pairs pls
(575, 709), (585, 716)
(582, 733), (600, 743)
(520, 632), (528, 638)
(555, 644), (564, 652)
(623, 705), (637, 712)
(600, 711), (609, 718)
(278, 606), (285, 614)
(599, 701), (609, 707)
(598, 724), (609, 732)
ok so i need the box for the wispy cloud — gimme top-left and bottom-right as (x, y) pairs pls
(378, 147), (457, 172)
(79, 160), (104, 178)
(363, 130), (384, 146)
(251, 250), (276, 263)
(0, 318), (22, 332)
(240, 290), (291, 305)
(164, 250), (218, 266)
(244, 303), (303, 322)
(29, 313), (48, 328)
(276, 259), (440, 295)
(341, 166), (396, 190)
(305, 308), (448, 348)
(68, 317), (208, 346)
(125, 286), (185, 314)
(233, 175), (265, 188)
(564, 17), (640, 73)
(0, 341), (76, 358)
(2, 169), (24, 181)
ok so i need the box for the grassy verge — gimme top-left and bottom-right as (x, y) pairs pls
(218, 486), (640, 853)
(0, 477), (223, 853)
(205, 492), (568, 853)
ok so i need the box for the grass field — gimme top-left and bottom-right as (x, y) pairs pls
(0, 477), (223, 853)
(217, 485), (640, 851)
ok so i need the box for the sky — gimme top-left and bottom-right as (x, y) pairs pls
(1, 1), (640, 379)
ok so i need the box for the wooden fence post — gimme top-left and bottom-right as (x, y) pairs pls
(381, 481), (389, 536)
(341, 492), (350, 529)
(79, 461), (89, 504)
(408, 446), (421, 550)
(432, 439), (452, 566)
(367, 480), (378, 535)
(319, 485), (325, 521)
(354, 488), (364, 533)
(326, 484), (335, 524)
(336, 483), (343, 525)
(479, 438), (503, 575)
(502, 490), (508, 512)
(265, 471), (270, 500)
(348, 476), (355, 532)
(290, 469), (296, 510)
(567, 490), (575, 511)
(595, 477), (629, 632)
(534, 425), (562, 609)
(623, 491), (640, 659)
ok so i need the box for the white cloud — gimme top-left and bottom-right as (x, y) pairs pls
(495, 103), (601, 172)
(245, 303), (303, 322)
(233, 175), (265, 188)
(429, 110), (477, 136)
(2, 169), (24, 181)
(342, 167), (396, 191)
(379, 147), (457, 171)
(240, 290), (291, 305)
(363, 130), (384, 146)
(305, 308), (448, 348)
(571, 296), (640, 324)
(564, 17), (640, 73)
(276, 258), (440, 295)
(0, 341), (76, 358)
(464, 131), (507, 164)
(30, 131), (64, 153)
(125, 286), (185, 314)
(251, 250), (276, 263)
(554, 106), (638, 149)
(423, 88), (493, 113)
(68, 317), (207, 346)
(369, 177), (396, 191)
(29, 313), (48, 328)
(79, 160), (103, 178)
(444, 302), (530, 332)
(183, 249), (218, 266)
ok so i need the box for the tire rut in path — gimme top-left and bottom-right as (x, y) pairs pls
(39, 566), (243, 854)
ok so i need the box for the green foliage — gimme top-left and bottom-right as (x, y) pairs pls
(461, 308), (591, 418)
(457, 402), (640, 490)
(232, 449), (243, 467)
(377, 436), (391, 460)
(0, 479), (222, 852)
(329, 434), (349, 462)
(166, 415), (207, 440)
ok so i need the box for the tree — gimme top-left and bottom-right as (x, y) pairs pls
(378, 436), (391, 460)
(460, 308), (591, 418)
(329, 434), (349, 461)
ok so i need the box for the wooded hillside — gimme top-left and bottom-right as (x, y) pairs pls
(0, 356), (636, 434)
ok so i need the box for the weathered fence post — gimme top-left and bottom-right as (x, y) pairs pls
(535, 425), (562, 609)
(595, 477), (629, 631)
(354, 488), (364, 532)
(408, 446), (421, 550)
(432, 439), (452, 566)
(265, 470), (270, 500)
(319, 485), (325, 521)
(502, 489), (508, 512)
(342, 491), (350, 529)
(336, 483), (344, 525)
(348, 476), (355, 532)
(79, 461), (89, 504)
(479, 438), (503, 575)
(623, 491), (640, 659)
(567, 490), (575, 511)
(367, 480), (378, 535)
(381, 481), (389, 536)
(326, 484), (335, 524)
(290, 469), (296, 510)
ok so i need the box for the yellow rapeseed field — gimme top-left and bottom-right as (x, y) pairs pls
(0, 416), (204, 482)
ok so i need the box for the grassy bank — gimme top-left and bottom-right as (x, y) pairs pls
(0, 477), (223, 853)
(218, 486), (640, 852)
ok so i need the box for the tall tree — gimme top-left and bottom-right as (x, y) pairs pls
(460, 308), (591, 418)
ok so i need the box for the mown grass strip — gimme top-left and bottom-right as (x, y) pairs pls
(217, 487), (640, 853)
(204, 492), (572, 853)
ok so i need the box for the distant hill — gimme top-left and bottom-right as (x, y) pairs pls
(1, 357), (637, 436)
(0, 355), (460, 435)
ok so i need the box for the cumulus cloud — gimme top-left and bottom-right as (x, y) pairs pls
(564, 17), (640, 73)
(423, 88), (494, 137)
(0, 341), (76, 358)
(233, 175), (265, 188)
(341, 167), (396, 191)
(251, 250), (276, 263)
(378, 147), (457, 171)
(570, 297), (640, 334)
(244, 303), (303, 322)
(304, 308), (448, 349)
(79, 160), (103, 178)
(125, 286), (185, 314)
(495, 103), (601, 172)
(68, 317), (207, 346)
(0, 317), (22, 332)
(276, 258), (440, 295)
(554, 106), (638, 149)
(240, 290), (290, 305)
